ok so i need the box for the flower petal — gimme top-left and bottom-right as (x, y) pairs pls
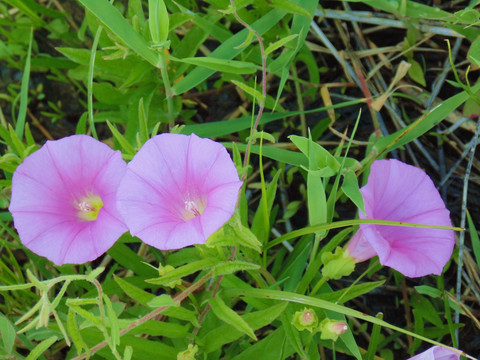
(407, 345), (460, 360)
(348, 159), (455, 278)
(10, 135), (127, 265)
(117, 133), (242, 250)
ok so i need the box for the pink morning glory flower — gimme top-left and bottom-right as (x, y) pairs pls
(407, 345), (460, 360)
(346, 159), (455, 278)
(9, 135), (128, 265)
(117, 133), (243, 250)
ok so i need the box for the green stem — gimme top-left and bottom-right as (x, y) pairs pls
(335, 259), (379, 304)
(310, 276), (327, 296)
(158, 55), (175, 129)
(291, 64), (307, 137)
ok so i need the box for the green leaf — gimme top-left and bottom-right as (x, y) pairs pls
(123, 346), (133, 360)
(408, 59), (426, 87)
(265, 34), (299, 55)
(16, 27), (33, 139)
(147, 294), (178, 308)
(251, 169), (282, 243)
(107, 121), (136, 155)
(231, 327), (292, 360)
(77, 0), (160, 67)
(107, 237), (158, 277)
(319, 280), (385, 304)
(183, 100), (362, 138)
(67, 303), (102, 326)
(103, 295), (120, 348)
(213, 261), (260, 277)
(209, 295), (257, 340)
(231, 80), (265, 103)
(25, 336), (58, 360)
(278, 237), (312, 291)
(224, 286), (453, 352)
(366, 313), (383, 360)
(234, 29), (255, 49)
(410, 294), (443, 328)
(172, 7), (287, 95)
(279, 311), (307, 358)
(346, 0), (451, 19)
(1, 0), (46, 25)
(248, 130), (276, 144)
(82, 330), (178, 359)
(289, 135), (340, 176)
(269, 0), (312, 18)
(207, 213), (262, 252)
(114, 275), (156, 306)
(341, 169), (365, 214)
(306, 135), (327, 231)
(67, 308), (88, 356)
(414, 285), (442, 299)
(373, 81), (480, 155)
(129, 320), (190, 338)
(161, 307), (200, 327)
(468, 35), (480, 67)
(138, 97), (149, 144)
(0, 282), (35, 291)
(202, 302), (287, 353)
(467, 210), (480, 269)
(148, 0), (169, 43)
(146, 258), (217, 285)
(171, 56), (257, 74)
(86, 267), (105, 281)
(8, 125), (26, 156)
(0, 314), (16, 354)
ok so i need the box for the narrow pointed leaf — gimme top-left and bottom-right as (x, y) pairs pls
(209, 295), (257, 340)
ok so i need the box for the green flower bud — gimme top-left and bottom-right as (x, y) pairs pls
(319, 318), (348, 341)
(177, 344), (198, 360)
(292, 308), (318, 332)
(321, 246), (356, 280)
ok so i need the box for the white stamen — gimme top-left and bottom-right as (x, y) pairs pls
(184, 200), (201, 217)
(78, 201), (94, 212)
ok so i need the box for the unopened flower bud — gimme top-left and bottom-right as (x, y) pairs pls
(177, 344), (198, 360)
(319, 319), (348, 341)
(292, 308), (318, 332)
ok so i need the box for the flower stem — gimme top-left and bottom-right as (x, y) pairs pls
(310, 276), (327, 296)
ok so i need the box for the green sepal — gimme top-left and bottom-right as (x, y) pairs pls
(321, 247), (355, 280)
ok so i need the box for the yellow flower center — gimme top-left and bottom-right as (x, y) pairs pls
(77, 195), (103, 221)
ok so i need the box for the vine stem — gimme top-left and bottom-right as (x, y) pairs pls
(192, 246), (237, 336)
(73, 269), (215, 360)
(227, 0), (267, 175)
